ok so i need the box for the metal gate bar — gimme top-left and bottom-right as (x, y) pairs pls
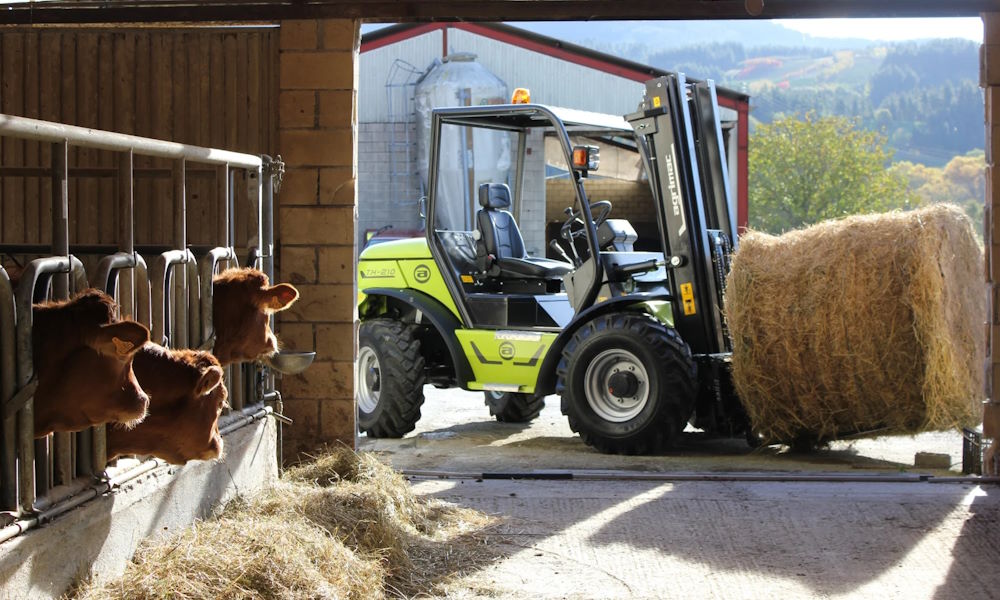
(0, 114), (262, 170)
(172, 160), (188, 350)
(49, 141), (72, 492)
(0, 111), (270, 520)
(0, 267), (16, 512)
(14, 256), (87, 510)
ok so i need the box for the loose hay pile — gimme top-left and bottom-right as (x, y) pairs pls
(725, 204), (985, 444)
(73, 448), (499, 599)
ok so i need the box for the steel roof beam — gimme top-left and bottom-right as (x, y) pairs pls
(0, 0), (995, 25)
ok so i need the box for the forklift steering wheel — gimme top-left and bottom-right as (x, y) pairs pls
(561, 200), (613, 241)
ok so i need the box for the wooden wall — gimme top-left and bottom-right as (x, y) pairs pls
(0, 27), (279, 249)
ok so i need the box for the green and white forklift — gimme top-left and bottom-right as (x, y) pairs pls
(356, 74), (747, 454)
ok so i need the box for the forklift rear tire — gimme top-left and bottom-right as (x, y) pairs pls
(484, 391), (545, 423)
(557, 312), (697, 454)
(357, 319), (426, 438)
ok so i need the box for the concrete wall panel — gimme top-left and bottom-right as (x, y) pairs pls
(0, 419), (278, 599)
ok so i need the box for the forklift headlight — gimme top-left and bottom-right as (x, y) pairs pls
(572, 145), (600, 173)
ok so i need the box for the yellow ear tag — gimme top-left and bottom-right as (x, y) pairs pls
(112, 337), (135, 356)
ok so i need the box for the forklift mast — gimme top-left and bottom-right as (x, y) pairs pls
(626, 74), (737, 357)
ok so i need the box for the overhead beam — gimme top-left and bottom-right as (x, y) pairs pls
(0, 0), (995, 25)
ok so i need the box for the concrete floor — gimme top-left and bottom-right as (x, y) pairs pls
(360, 388), (1000, 599)
(360, 388), (976, 475)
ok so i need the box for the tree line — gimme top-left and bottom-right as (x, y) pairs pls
(650, 39), (982, 167)
(749, 113), (984, 234)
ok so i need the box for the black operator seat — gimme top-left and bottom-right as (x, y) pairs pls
(475, 183), (573, 280)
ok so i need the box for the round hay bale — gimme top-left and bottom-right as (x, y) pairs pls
(725, 204), (985, 443)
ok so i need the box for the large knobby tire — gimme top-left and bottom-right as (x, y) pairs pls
(484, 391), (545, 423)
(557, 312), (697, 455)
(357, 319), (425, 437)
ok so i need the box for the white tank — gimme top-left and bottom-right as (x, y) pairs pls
(415, 53), (510, 231)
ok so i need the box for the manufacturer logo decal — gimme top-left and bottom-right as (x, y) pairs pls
(360, 266), (397, 280)
(413, 264), (431, 283)
(498, 342), (516, 360)
(665, 145), (687, 237)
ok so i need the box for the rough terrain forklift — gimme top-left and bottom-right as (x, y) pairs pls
(356, 74), (748, 454)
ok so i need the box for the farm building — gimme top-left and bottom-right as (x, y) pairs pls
(0, 0), (993, 597)
(357, 22), (750, 255)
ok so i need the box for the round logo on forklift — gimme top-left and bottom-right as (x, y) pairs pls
(413, 264), (431, 283)
(499, 342), (516, 360)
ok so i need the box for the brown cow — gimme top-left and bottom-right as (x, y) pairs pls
(32, 290), (150, 437)
(107, 343), (228, 465)
(211, 268), (299, 365)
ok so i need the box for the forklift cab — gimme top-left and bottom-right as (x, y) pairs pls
(426, 103), (665, 330)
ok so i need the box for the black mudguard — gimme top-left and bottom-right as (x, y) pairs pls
(360, 288), (475, 387)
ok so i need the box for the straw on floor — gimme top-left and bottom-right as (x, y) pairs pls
(72, 447), (500, 599)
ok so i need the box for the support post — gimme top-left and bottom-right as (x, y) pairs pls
(173, 159), (188, 348)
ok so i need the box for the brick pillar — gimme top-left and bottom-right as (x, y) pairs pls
(277, 19), (359, 459)
(982, 13), (1000, 474)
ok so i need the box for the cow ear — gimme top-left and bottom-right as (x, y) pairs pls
(260, 283), (299, 312)
(195, 365), (224, 397)
(92, 321), (150, 358)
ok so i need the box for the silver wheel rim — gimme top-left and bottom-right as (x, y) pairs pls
(584, 348), (649, 423)
(357, 346), (381, 414)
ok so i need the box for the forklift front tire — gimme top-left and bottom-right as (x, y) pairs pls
(357, 319), (426, 438)
(484, 391), (545, 423)
(558, 312), (697, 454)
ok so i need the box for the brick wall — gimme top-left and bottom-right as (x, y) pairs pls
(277, 19), (359, 460)
(357, 121), (424, 247)
(545, 178), (652, 225)
(983, 14), (1000, 472)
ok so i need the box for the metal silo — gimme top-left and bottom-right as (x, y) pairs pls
(415, 53), (510, 231)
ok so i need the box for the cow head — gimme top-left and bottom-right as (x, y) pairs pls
(32, 290), (150, 437)
(107, 344), (229, 464)
(211, 268), (299, 365)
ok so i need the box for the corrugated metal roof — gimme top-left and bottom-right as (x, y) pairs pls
(363, 21), (749, 104)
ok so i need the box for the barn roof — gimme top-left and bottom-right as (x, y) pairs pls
(362, 21), (750, 107)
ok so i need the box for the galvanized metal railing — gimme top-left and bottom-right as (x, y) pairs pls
(0, 111), (274, 526)
(0, 267), (17, 512)
(14, 256), (89, 507)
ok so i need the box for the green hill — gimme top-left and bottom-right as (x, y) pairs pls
(645, 39), (982, 167)
(510, 20), (983, 169)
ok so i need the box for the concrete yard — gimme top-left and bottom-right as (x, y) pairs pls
(360, 388), (1000, 599)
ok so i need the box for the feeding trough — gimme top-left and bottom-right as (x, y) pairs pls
(264, 350), (316, 375)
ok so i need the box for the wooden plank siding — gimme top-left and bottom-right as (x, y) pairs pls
(0, 27), (278, 250)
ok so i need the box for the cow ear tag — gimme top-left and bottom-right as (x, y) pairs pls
(112, 337), (135, 357)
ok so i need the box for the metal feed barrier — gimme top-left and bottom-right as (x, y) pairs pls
(0, 113), (284, 540)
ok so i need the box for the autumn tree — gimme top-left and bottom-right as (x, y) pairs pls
(889, 150), (985, 228)
(749, 113), (919, 233)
